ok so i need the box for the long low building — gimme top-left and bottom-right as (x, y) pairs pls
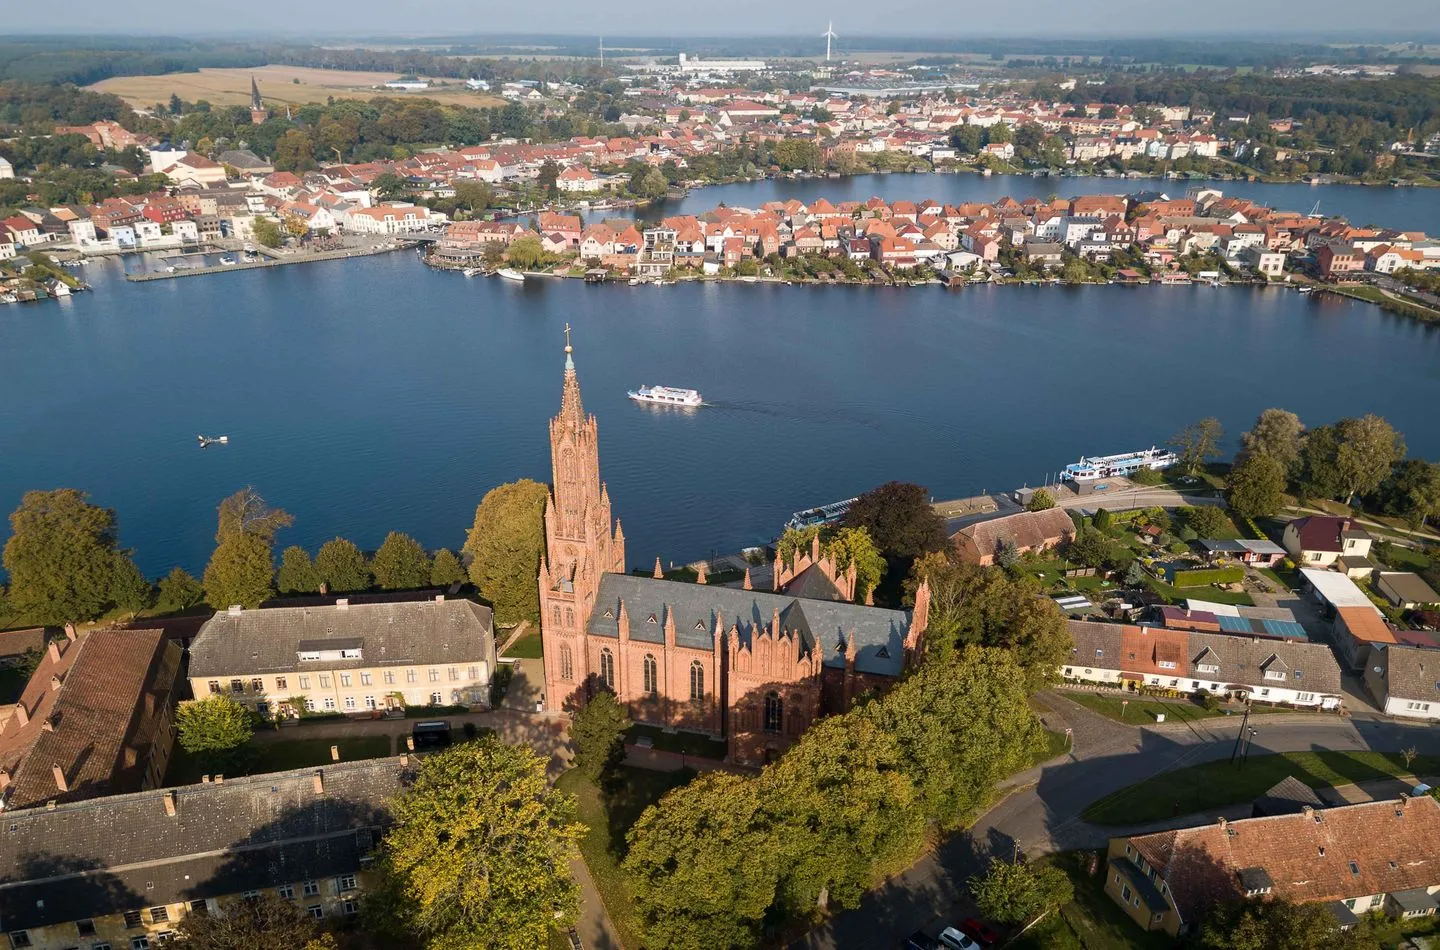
(0, 758), (408, 950)
(188, 595), (496, 717)
(1063, 620), (1343, 708)
(953, 507), (1076, 566)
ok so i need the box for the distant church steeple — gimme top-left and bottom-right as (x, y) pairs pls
(249, 75), (268, 126)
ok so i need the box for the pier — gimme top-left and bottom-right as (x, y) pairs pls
(124, 241), (414, 282)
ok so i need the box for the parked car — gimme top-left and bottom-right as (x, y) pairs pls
(411, 720), (453, 750)
(959, 918), (1000, 946)
(903, 931), (936, 950)
(938, 928), (980, 950)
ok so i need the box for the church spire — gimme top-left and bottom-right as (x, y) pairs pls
(559, 322), (584, 426)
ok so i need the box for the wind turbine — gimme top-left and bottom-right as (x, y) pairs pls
(821, 21), (838, 63)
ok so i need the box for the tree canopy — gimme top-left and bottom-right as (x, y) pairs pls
(463, 479), (550, 625)
(1197, 896), (1380, 950)
(2, 488), (130, 624)
(843, 481), (948, 561)
(204, 532), (277, 609)
(277, 545), (320, 594)
(315, 537), (372, 593)
(1026, 488), (1056, 511)
(430, 548), (467, 587)
(569, 690), (631, 782)
(175, 892), (335, 950)
(1170, 417), (1225, 475)
(1239, 408), (1305, 476)
(371, 531), (432, 590)
(175, 696), (254, 756)
(968, 859), (1074, 925)
(1227, 452), (1287, 520)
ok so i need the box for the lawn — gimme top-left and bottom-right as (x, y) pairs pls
(1028, 729), (1073, 768)
(1063, 691), (1235, 726)
(628, 723), (729, 759)
(1082, 751), (1440, 826)
(1013, 853), (1173, 950)
(164, 735), (393, 786)
(1144, 576), (1254, 606)
(555, 766), (697, 950)
(503, 631), (544, 659)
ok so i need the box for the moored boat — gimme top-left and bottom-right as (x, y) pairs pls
(1062, 447), (1177, 483)
(496, 268), (525, 282)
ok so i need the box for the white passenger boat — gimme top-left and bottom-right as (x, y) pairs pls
(627, 385), (703, 407)
(496, 268), (525, 282)
(1062, 447), (1177, 483)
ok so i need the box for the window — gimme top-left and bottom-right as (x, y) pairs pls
(323, 698), (336, 711)
(1297, 693), (1315, 703)
(342, 900), (358, 916)
(1191, 681), (1200, 689)
(319, 674), (331, 688)
(339, 673), (352, 687)
(468, 666), (479, 680)
(343, 697), (356, 710)
(1264, 670), (1286, 682)
(1310, 552), (1323, 562)
(305, 698), (318, 713)
(9, 933), (31, 948)
(1349, 861), (1360, 876)
(1157, 660), (1176, 670)
(76, 920), (97, 937)
(430, 692), (443, 704)
(307, 905), (323, 920)
(449, 667), (459, 682)
(599, 649), (615, 690)
(92, 944), (112, 950)
(298, 675), (310, 689)
(131, 939), (150, 950)
(207, 681), (221, 695)
(763, 691), (783, 734)
(406, 669), (417, 683)
(337, 875), (357, 892)
(360, 673), (371, 686)
(250, 678), (263, 693)
(643, 655), (658, 696)
(560, 645), (574, 681)
(186, 900), (207, 916)
(364, 696), (376, 710)
(1260, 688), (1270, 697)
(255, 701), (269, 716)
(303, 880), (320, 897)
(241, 891), (260, 902)
(275, 676), (287, 691)
(1121, 884), (1132, 903)
(1197, 664), (1218, 674)
(230, 680), (243, 694)
(123, 911), (143, 929)
(277, 884), (294, 899)
(690, 661), (704, 703)
(428, 668), (440, 682)
(383, 671), (395, 685)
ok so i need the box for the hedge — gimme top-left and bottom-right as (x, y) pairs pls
(1173, 566), (1245, 588)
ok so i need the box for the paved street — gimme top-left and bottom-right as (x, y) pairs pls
(795, 692), (1440, 950)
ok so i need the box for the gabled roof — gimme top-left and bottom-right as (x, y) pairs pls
(1377, 645), (1440, 702)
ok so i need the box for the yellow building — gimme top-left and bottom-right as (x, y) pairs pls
(187, 596), (496, 717)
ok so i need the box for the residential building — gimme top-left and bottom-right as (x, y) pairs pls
(1197, 538), (1286, 567)
(187, 596), (496, 717)
(1299, 568), (1396, 669)
(953, 508), (1076, 566)
(1283, 516), (1373, 567)
(0, 157), (13, 179)
(0, 628), (182, 811)
(1062, 621), (1343, 708)
(1105, 795), (1440, 937)
(1316, 243), (1364, 278)
(1240, 244), (1286, 278)
(1376, 572), (1440, 609)
(344, 204), (436, 234)
(1364, 644), (1440, 721)
(0, 758), (407, 950)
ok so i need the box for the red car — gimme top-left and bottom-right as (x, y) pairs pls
(959, 919), (1000, 946)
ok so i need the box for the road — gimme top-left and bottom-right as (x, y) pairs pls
(794, 692), (1440, 950)
(943, 485), (1222, 535)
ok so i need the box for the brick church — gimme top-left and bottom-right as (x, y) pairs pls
(538, 334), (930, 765)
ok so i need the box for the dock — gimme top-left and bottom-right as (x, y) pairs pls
(124, 242), (413, 282)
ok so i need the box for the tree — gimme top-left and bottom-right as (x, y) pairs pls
(109, 552), (152, 614)
(1227, 452), (1287, 520)
(624, 771), (782, 950)
(825, 526), (887, 601)
(1026, 488), (1055, 512)
(283, 215), (309, 239)
(371, 172), (409, 201)
(537, 159), (560, 195)
(1197, 896), (1379, 950)
(569, 691), (631, 782)
(968, 859), (1073, 925)
(776, 524), (821, 566)
(3, 489), (123, 624)
(1299, 424), (1346, 501)
(843, 481), (948, 561)
(370, 737), (584, 950)
(315, 538), (371, 592)
(506, 235), (546, 270)
(204, 533), (276, 609)
(1067, 526), (1110, 568)
(452, 180), (493, 214)
(276, 545), (320, 594)
(251, 216), (283, 249)
(995, 538), (1020, 570)
(1124, 560), (1149, 586)
(1170, 417), (1225, 475)
(1334, 413), (1406, 506)
(272, 128), (316, 172)
(175, 696), (254, 756)
(1375, 459), (1440, 528)
(1092, 508), (1113, 532)
(631, 167), (668, 200)
(430, 548), (466, 587)
(371, 531), (432, 590)
(155, 567), (204, 613)
(216, 487), (292, 544)
(1239, 408), (1305, 477)
(463, 480), (549, 625)
(176, 893), (332, 950)
(1183, 505), (1231, 538)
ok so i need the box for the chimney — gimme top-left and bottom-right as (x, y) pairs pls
(201, 775), (211, 784)
(41, 719), (53, 733)
(434, 594), (445, 603)
(163, 791), (177, 817)
(52, 764), (68, 792)
(1301, 805), (1314, 817)
(0, 768), (9, 790)
(406, 736), (415, 751)
(49, 675), (62, 691)
(123, 746), (138, 768)
(336, 599), (350, 610)
(63, 623), (77, 641)
(312, 770), (325, 794)
(1216, 817), (1228, 830)
(47, 641), (61, 664)
(214, 774), (224, 784)
(330, 744), (340, 762)
(399, 754), (409, 767)
(14, 705), (29, 727)
(227, 604), (243, 616)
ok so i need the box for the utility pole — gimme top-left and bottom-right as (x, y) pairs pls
(1229, 704), (1251, 764)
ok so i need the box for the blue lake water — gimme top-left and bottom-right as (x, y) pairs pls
(4, 244), (1439, 579)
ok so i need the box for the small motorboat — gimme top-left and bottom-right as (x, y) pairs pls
(496, 268), (525, 282)
(463, 267), (481, 277)
(219, 255), (237, 266)
(197, 435), (230, 448)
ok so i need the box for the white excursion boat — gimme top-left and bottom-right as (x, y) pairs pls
(627, 385), (703, 407)
(496, 268), (525, 282)
(1062, 447), (1177, 483)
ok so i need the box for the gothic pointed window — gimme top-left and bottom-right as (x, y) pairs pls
(643, 654), (658, 696)
(689, 661), (704, 703)
(599, 649), (615, 691)
(551, 605), (561, 629)
(763, 691), (783, 734)
(559, 645), (574, 681)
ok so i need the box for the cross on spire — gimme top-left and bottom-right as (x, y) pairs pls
(564, 323), (573, 370)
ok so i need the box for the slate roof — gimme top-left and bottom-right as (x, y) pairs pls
(189, 598), (494, 677)
(1127, 795), (1440, 925)
(1378, 645), (1440, 703)
(1252, 776), (1326, 817)
(586, 574), (912, 676)
(0, 758), (409, 930)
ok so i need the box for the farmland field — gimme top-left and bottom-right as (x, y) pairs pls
(90, 65), (505, 109)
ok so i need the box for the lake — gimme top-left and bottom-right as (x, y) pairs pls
(3, 245), (1439, 580)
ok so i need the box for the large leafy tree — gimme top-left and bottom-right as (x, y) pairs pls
(463, 479), (550, 625)
(842, 481), (948, 560)
(109, 550), (152, 614)
(1169, 417), (1225, 475)
(430, 548), (467, 587)
(204, 488), (291, 609)
(1239, 408), (1305, 477)
(175, 696), (254, 755)
(371, 531), (432, 590)
(155, 567), (204, 613)
(570, 690), (631, 782)
(1334, 413), (1406, 505)
(624, 772), (782, 950)
(968, 859), (1074, 925)
(315, 538), (372, 593)
(825, 526), (887, 602)
(1374, 459), (1440, 528)
(1198, 896), (1380, 950)
(276, 545), (320, 594)
(1227, 452), (1287, 520)
(1299, 424), (1346, 501)
(175, 893), (334, 950)
(3, 489), (124, 624)
(1067, 526), (1110, 568)
(371, 737), (584, 950)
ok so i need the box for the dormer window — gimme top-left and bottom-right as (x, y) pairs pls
(602, 609), (614, 619)
(646, 614), (658, 625)
(1264, 670), (1286, 682)
(296, 638), (363, 663)
(694, 620), (706, 630)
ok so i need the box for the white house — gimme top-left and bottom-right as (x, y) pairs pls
(66, 217), (98, 245)
(0, 157), (13, 179)
(556, 165), (600, 193)
(344, 204), (438, 234)
(1364, 644), (1440, 722)
(1283, 516), (1373, 567)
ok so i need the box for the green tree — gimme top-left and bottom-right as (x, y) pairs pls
(371, 531), (432, 590)
(631, 167), (668, 200)
(1299, 423), (1345, 501)
(624, 771), (781, 950)
(1067, 525), (1110, 568)
(430, 548), (467, 587)
(1239, 408), (1305, 477)
(1124, 560), (1149, 586)
(463, 479), (549, 625)
(825, 526), (887, 601)
(272, 128), (316, 172)
(968, 859), (1073, 925)
(3, 488), (123, 624)
(1197, 896), (1379, 950)
(843, 481), (948, 561)
(1092, 508), (1113, 532)
(1026, 488), (1055, 511)
(995, 538), (1020, 569)
(315, 538), (371, 593)
(371, 172), (409, 201)
(1183, 505), (1231, 538)
(203, 489), (290, 609)
(175, 696), (254, 755)
(1170, 417), (1225, 475)
(569, 691), (631, 782)
(109, 552), (152, 614)
(772, 138), (822, 171)
(251, 216), (283, 249)
(452, 179), (493, 214)
(276, 545), (320, 594)
(1227, 452), (1287, 520)
(155, 567), (204, 613)
(537, 159), (560, 195)
(1334, 413), (1406, 505)
(370, 737), (584, 950)
(506, 235), (546, 270)
(215, 487), (291, 544)
(776, 524), (821, 566)
(175, 893), (333, 950)
(1376, 459), (1440, 528)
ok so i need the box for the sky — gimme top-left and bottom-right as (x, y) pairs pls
(7, 0), (1439, 40)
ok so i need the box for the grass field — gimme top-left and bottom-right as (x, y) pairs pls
(90, 65), (505, 109)
(1029, 729), (1073, 768)
(1082, 751), (1440, 826)
(1062, 692), (1302, 726)
(503, 631), (544, 659)
(164, 735), (393, 786)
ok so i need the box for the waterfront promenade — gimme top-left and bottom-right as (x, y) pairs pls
(124, 239), (417, 281)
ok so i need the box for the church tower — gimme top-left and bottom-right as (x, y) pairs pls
(539, 327), (625, 711)
(249, 75), (269, 125)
